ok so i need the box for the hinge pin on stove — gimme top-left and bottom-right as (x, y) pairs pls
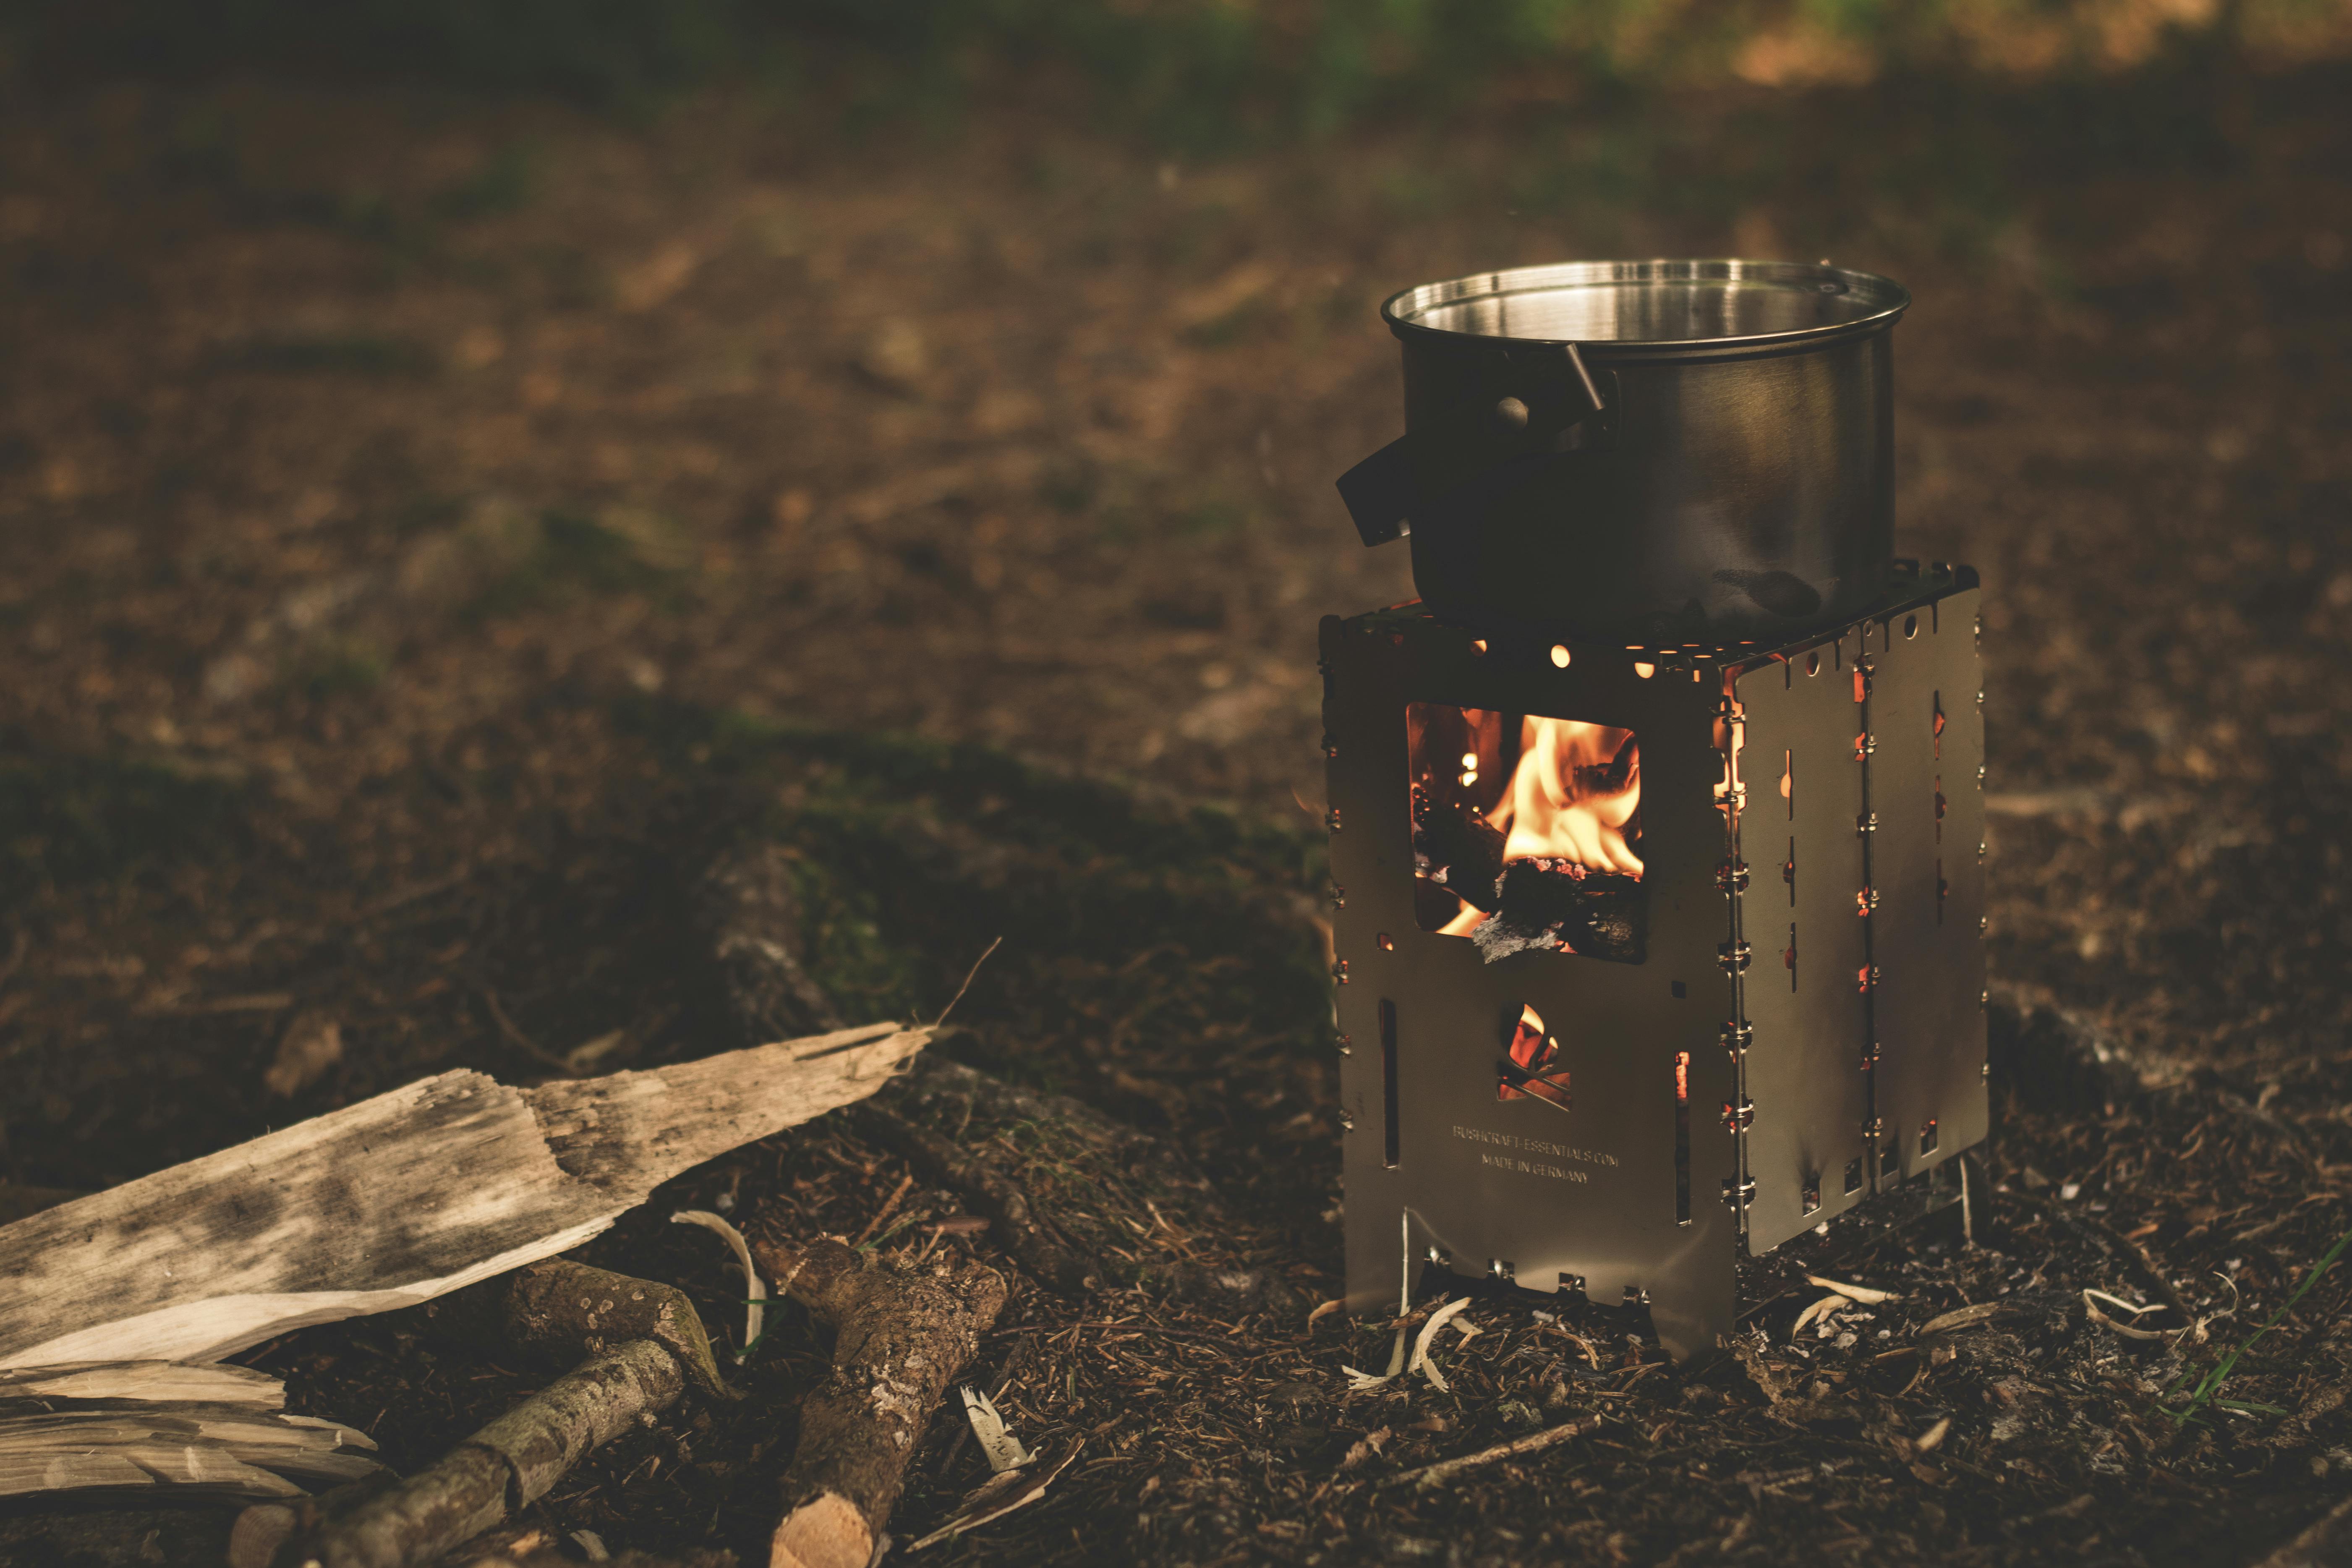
(1857, 812), (1879, 835)
(1721, 1176), (1756, 1208)
(1325, 808), (1343, 832)
(1329, 882), (1346, 909)
(1717, 941), (1752, 974)
(1856, 964), (1879, 993)
(1854, 733), (1876, 760)
(1321, 733), (1338, 759)
(1855, 886), (1878, 915)
(1722, 1099), (1755, 1132)
(1720, 1021), (1754, 1058)
(1339, 1112), (1355, 1131)
(1334, 1032), (1352, 1057)
(1332, 959), (1349, 985)
(1716, 859), (1749, 894)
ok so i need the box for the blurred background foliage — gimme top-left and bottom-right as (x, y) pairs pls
(2, 0), (2346, 145)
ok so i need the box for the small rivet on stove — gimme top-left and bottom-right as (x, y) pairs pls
(1329, 882), (1346, 909)
(1493, 396), (1529, 432)
(1335, 1032), (1352, 1056)
(1332, 959), (1349, 985)
(1339, 1113), (1355, 1131)
(1979, 915), (1989, 934)
(1325, 808), (1343, 832)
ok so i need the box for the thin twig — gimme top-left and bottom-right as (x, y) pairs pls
(934, 936), (1004, 1028)
(1385, 1416), (1600, 1488)
(851, 1173), (917, 1249)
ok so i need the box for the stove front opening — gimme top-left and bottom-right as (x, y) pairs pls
(1406, 701), (1646, 964)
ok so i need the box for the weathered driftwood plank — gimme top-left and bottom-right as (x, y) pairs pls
(0, 1022), (928, 1369)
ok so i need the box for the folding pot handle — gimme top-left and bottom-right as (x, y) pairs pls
(1333, 342), (1607, 548)
(1335, 437), (1418, 546)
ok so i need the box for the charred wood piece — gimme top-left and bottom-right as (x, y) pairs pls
(1469, 860), (1645, 964)
(1411, 793), (1508, 913)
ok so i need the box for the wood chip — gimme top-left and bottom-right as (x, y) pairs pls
(1919, 1301), (2003, 1335)
(1805, 1274), (1897, 1305)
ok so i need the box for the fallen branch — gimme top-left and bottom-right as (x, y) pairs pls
(849, 1103), (1098, 1296)
(748, 1231), (1009, 1568)
(234, 1338), (685, 1568)
(0, 1019), (927, 1368)
(421, 1256), (732, 1397)
(696, 843), (1100, 1297)
(1385, 1416), (1600, 1488)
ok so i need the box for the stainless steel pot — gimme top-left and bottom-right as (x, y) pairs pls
(1336, 259), (1911, 644)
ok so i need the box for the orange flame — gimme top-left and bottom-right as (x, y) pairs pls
(1493, 717), (1644, 876)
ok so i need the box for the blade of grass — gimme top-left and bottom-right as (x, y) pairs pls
(2161, 1225), (2352, 1427)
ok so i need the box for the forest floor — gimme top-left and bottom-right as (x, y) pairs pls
(4, 59), (2352, 1566)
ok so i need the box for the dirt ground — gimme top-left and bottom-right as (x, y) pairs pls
(5, 60), (2352, 1566)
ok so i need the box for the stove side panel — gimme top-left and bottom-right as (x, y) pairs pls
(1322, 614), (1738, 1359)
(1323, 615), (1421, 1319)
(1733, 633), (1874, 1253)
(1866, 588), (1989, 1184)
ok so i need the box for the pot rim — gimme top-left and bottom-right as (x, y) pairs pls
(1380, 258), (1910, 360)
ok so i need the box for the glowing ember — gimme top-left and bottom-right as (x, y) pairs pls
(1498, 1003), (1570, 1108)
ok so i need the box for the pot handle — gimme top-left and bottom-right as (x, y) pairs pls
(1335, 342), (1607, 547)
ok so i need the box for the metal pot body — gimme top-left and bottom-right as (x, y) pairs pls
(1368, 260), (1908, 645)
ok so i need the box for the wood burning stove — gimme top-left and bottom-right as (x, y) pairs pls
(1324, 262), (1986, 1359)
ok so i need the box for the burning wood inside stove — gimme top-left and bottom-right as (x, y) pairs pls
(1409, 703), (1646, 964)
